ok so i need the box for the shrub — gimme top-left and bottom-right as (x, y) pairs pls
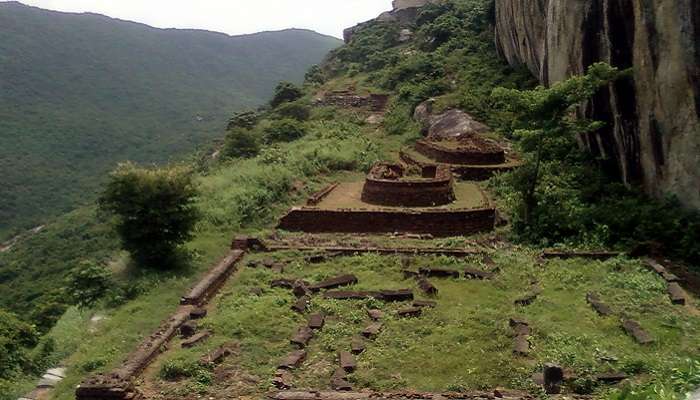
(274, 100), (311, 121)
(222, 128), (260, 159)
(270, 81), (303, 107)
(99, 162), (199, 266)
(0, 308), (38, 380)
(64, 261), (112, 309)
(304, 65), (325, 85)
(226, 110), (258, 131)
(264, 119), (307, 143)
(382, 101), (420, 136)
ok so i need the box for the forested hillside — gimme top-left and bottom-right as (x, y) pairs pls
(0, 1), (341, 238)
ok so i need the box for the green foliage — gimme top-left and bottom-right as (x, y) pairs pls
(264, 118), (308, 143)
(0, 309), (38, 380)
(331, 22), (400, 71)
(490, 63), (622, 237)
(0, 2), (342, 239)
(99, 163), (200, 266)
(383, 101), (420, 136)
(304, 64), (326, 85)
(274, 100), (311, 121)
(270, 81), (304, 107)
(64, 262), (112, 309)
(226, 111), (259, 131)
(222, 128), (261, 159)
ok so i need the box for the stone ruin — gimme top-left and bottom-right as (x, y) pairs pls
(277, 161), (496, 236)
(361, 162), (456, 207)
(401, 100), (521, 180)
(315, 90), (390, 112)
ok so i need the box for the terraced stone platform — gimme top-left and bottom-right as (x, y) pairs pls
(278, 181), (495, 236)
(400, 146), (521, 181)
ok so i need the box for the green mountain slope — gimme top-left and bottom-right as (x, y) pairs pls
(0, 1), (341, 238)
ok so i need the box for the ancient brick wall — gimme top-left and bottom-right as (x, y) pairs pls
(361, 165), (455, 207)
(278, 208), (495, 237)
(415, 140), (506, 165)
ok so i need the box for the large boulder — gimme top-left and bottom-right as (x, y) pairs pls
(414, 100), (491, 139)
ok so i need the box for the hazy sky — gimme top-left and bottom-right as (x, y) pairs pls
(5, 0), (394, 38)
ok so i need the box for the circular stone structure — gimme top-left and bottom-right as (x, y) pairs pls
(414, 136), (506, 165)
(360, 162), (455, 207)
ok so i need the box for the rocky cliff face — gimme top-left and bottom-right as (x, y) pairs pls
(495, 0), (700, 209)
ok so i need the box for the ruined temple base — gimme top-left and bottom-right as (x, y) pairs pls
(278, 182), (495, 237)
(400, 149), (521, 181)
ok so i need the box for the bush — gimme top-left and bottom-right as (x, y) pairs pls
(382, 101), (420, 136)
(64, 261), (112, 309)
(222, 128), (260, 159)
(270, 81), (303, 107)
(0, 309), (38, 380)
(99, 163), (199, 266)
(264, 119), (307, 143)
(274, 100), (311, 121)
(304, 65), (325, 85)
(226, 110), (258, 131)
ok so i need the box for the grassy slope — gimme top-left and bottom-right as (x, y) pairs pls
(4, 0), (699, 398)
(0, 1), (341, 238)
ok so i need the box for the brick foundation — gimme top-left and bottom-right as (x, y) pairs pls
(361, 163), (456, 207)
(277, 207), (495, 237)
(415, 139), (506, 165)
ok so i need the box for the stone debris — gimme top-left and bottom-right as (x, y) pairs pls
(362, 322), (383, 338)
(180, 250), (244, 305)
(596, 372), (629, 383)
(293, 281), (312, 298)
(190, 307), (207, 319)
(379, 289), (414, 302)
(273, 369), (294, 390)
(351, 336), (366, 355)
(324, 291), (381, 300)
(308, 313), (326, 330)
(310, 274), (359, 292)
(75, 374), (143, 400)
(179, 320), (198, 338)
(339, 351), (357, 372)
(368, 309), (384, 320)
(542, 363), (563, 394)
(331, 368), (353, 391)
(419, 267), (460, 278)
(199, 345), (232, 366)
(621, 320), (654, 345)
(645, 259), (682, 282)
(292, 296), (311, 314)
(269, 390), (533, 399)
(291, 326), (314, 348)
(514, 286), (542, 306)
(510, 318), (531, 356)
(463, 268), (494, 280)
(586, 293), (613, 316)
(667, 283), (687, 305)
(272, 278), (298, 289)
(402, 269), (420, 279)
(482, 255), (497, 269)
(250, 287), (264, 296)
(397, 307), (423, 318)
(181, 330), (211, 348)
(279, 350), (307, 370)
(413, 300), (437, 308)
(417, 277), (438, 296)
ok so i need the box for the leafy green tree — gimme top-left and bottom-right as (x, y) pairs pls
(270, 82), (303, 107)
(275, 100), (311, 121)
(0, 308), (38, 379)
(222, 128), (261, 159)
(65, 261), (112, 309)
(99, 163), (199, 266)
(491, 63), (622, 231)
(304, 65), (325, 85)
(264, 119), (307, 143)
(226, 111), (259, 131)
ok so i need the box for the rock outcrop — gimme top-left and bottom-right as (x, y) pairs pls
(495, 0), (700, 209)
(344, 0), (437, 43)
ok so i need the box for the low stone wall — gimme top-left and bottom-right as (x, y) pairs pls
(361, 163), (455, 207)
(76, 250), (246, 400)
(277, 207), (495, 237)
(400, 150), (518, 181)
(415, 139), (506, 165)
(307, 183), (339, 206)
(317, 92), (390, 112)
(181, 250), (244, 305)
